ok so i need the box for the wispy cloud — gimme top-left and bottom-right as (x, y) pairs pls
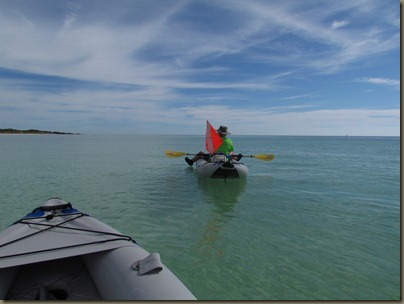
(331, 20), (349, 29)
(277, 94), (313, 101)
(0, 0), (399, 135)
(359, 77), (400, 87)
(0, 0), (398, 84)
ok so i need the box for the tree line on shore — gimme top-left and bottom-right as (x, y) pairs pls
(0, 128), (80, 135)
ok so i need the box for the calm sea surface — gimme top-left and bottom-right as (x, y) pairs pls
(0, 135), (400, 300)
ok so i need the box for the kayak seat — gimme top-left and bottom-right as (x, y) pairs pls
(209, 153), (228, 163)
(222, 162), (235, 169)
(6, 256), (102, 300)
(37, 286), (68, 300)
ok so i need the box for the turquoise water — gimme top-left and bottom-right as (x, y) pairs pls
(0, 135), (400, 300)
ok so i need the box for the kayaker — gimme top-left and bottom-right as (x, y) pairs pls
(185, 125), (242, 166)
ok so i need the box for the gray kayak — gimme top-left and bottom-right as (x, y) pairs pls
(0, 198), (196, 300)
(195, 158), (248, 179)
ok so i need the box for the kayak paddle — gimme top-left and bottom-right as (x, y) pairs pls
(244, 154), (275, 161)
(165, 150), (275, 161)
(164, 150), (197, 158)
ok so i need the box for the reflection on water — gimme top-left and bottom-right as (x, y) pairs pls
(197, 177), (247, 213)
(194, 178), (247, 257)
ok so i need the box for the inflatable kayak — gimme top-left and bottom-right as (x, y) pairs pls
(195, 154), (248, 179)
(0, 198), (196, 300)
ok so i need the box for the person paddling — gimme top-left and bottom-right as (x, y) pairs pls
(185, 125), (242, 166)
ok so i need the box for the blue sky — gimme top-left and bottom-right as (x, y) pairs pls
(0, 0), (400, 135)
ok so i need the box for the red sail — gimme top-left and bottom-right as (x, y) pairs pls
(205, 120), (223, 154)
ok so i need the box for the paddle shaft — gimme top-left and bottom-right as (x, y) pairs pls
(165, 150), (274, 161)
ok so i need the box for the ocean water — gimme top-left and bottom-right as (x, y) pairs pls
(0, 134), (400, 300)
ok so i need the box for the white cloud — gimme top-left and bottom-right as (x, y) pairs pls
(170, 106), (400, 136)
(1, 74), (399, 136)
(229, 0), (399, 72)
(331, 20), (349, 29)
(0, 0), (399, 85)
(359, 77), (400, 87)
(0, 0), (399, 135)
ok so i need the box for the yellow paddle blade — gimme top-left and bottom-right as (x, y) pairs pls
(164, 150), (187, 158)
(253, 153), (275, 161)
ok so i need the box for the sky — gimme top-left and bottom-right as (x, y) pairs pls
(0, 0), (400, 135)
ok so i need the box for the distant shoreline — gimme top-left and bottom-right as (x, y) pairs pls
(0, 128), (81, 135)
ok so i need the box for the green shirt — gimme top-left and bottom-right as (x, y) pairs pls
(215, 137), (234, 155)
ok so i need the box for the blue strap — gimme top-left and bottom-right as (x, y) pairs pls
(23, 209), (45, 218)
